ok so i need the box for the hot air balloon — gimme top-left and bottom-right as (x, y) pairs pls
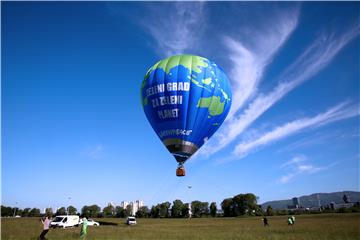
(141, 55), (232, 176)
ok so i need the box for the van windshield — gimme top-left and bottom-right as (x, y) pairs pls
(53, 217), (64, 222)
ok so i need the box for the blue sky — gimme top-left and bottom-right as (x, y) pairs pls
(2, 2), (359, 211)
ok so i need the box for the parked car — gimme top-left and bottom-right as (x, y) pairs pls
(50, 215), (79, 228)
(79, 218), (99, 226)
(126, 216), (137, 225)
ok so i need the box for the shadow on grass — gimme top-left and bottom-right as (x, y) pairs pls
(97, 221), (119, 226)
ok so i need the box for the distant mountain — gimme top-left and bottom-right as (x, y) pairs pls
(261, 191), (360, 210)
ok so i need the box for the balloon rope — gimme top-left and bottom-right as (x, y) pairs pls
(146, 168), (173, 205)
(167, 176), (183, 199)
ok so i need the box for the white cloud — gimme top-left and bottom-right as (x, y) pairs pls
(280, 155), (306, 168)
(225, 8), (300, 118)
(277, 128), (359, 153)
(83, 143), (105, 160)
(141, 2), (206, 57)
(277, 155), (331, 184)
(203, 24), (360, 157)
(278, 173), (296, 184)
(132, 3), (359, 164)
(233, 102), (359, 158)
(277, 131), (338, 153)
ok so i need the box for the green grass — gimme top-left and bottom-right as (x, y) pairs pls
(1, 213), (360, 240)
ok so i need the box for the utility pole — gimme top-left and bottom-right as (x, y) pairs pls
(317, 194), (321, 211)
(13, 202), (18, 217)
(67, 197), (71, 215)
(187, 186), (192, 219)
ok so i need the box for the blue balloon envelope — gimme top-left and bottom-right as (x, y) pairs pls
(141, 55), (232, 176)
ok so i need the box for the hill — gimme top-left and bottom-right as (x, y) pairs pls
(261, 191), (360, 209)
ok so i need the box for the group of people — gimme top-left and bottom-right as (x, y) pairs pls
(262, 215), (296, 227)
(39, 216), (88, 240)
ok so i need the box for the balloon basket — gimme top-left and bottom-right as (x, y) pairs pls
(176, 166), (186, 177)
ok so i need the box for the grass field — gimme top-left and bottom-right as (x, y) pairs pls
(1, 213), (360, 240)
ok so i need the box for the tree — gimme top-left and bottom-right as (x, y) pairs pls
(266, 205), (274, 216)
(136, 206), (149, 218)
(210, 202), (217, 217)
(181, 203), (191, 218)
(192, 201), (202, 217)
(159, 202), (171, 218)
(90, 205), (101, 217)
(14, 208), (23, 217)
(171, 200), (184, 218)
(67, 206), (77, 215)
(201, 202), (209, 217)
(29, 208), (41, 217)
(22, 208), (31, 217)
(150, 205), (160, 218)
(115, 206), (125, 218)
(191, 201), (209, 217)
(81, 206), (90, 217)
(103, 205), (115, 217)
(45, 208), (53, 217)
(126, 205), (133, 217)
(1, 206), (13, 217)
(149, 202), (170, 218)
(56, 207), (67, 216)
(255, 205), (264, 216)
(221, 198), (234, 217)
(82, 205), (101, 218)
(232, 193), (258, 216)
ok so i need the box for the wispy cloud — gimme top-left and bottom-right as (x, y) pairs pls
(83, 143), (105, 160)
(140, 2), (206, 57)
(225, 8), (300, 118)
(277, 129), (358, 153)
(280, 155), (306, 168)
(277, 132), (337, 153)
(130, 3), (359, 163)
(232, 102), (359, 158)
(277, 155), (333, 184)
(203, 24), (360, 156)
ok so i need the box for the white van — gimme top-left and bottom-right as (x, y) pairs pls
(126, 216), (137, 225)
(50, 215), (79, 228)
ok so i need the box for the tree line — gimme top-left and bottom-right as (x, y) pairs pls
(1, 193), (260, 218)
(4, 192), (359, 218)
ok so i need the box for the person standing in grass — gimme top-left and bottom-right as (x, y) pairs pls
(262, 217), (269, 226)
(287, 216), (294, 226)
(39, 216), (51, 240)
(291, 215), (296, 225)
(80, 216), (88, 239)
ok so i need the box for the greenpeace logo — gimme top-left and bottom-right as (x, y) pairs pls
(159, 129), (193, 138)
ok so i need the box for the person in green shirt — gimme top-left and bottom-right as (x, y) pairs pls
(80, 216), (88, 239)
(287, 216), (294, 226)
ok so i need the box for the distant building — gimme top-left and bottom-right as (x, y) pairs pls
(288, 197), (300, 210)
(108, 202), (116, 208)
(132, 200), (144, 216)
(121, 201), (130, 209)
(292, 197), (300, 208)
(119, 200), (144, 216)
(330, 202), (356, 210)
(107, 202), (117, 215)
